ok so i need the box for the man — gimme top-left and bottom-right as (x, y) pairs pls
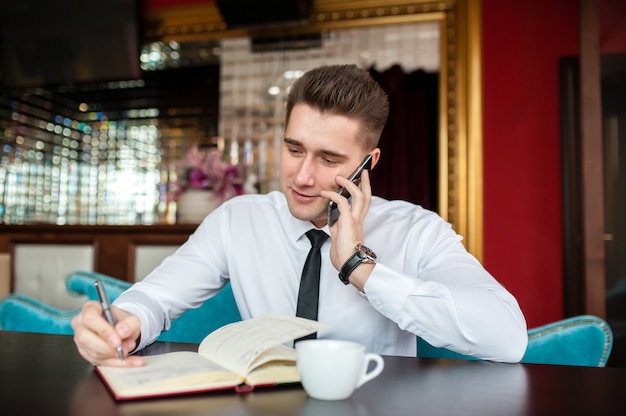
(72, 64), (527, 367)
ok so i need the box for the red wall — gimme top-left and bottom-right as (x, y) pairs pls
(481, 1), (579, 328)
(482, 0), (626, 328)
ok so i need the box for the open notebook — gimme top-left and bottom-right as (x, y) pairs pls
(95, 313), (326, 400)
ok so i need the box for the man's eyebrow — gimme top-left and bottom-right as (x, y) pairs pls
(283, 137), (302, 147)
(320, 149), (346, 160)
(283, 137), (347, 160)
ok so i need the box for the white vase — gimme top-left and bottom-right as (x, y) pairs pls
(176, 189), (220, 224)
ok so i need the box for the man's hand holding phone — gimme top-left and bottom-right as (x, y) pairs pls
(327, 154), (372, 226)
(322, 155), (375, 292)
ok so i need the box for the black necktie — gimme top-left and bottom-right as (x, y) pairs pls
(295, 229), (329, 342)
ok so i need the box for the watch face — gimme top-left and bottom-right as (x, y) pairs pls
(357, 244), (377, 261)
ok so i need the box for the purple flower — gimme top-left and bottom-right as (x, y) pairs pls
(169, 144), (244, 204)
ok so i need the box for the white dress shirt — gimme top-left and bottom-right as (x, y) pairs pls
(115, 191), (528, 362)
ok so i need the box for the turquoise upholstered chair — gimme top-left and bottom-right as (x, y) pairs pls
(417, 314), (613, 367)
(0, 271), (614, 366)
(0, 270), (241, 343)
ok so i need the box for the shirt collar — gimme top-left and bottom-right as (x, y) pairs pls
(280, 197), (330, 243)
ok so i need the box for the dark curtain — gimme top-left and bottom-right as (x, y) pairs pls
(368, 65), (439, 211)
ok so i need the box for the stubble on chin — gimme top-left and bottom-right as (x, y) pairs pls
(283, 191), (328, 225)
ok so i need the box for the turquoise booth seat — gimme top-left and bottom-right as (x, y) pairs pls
(0, 270), (241, 343)
(0, 293), (79, 335)
(417, 314), (613, 367)
(0, 271), (614, 366)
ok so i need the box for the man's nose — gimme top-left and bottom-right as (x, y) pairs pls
(294, 158), (316, 186)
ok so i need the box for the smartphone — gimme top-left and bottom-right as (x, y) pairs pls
(327, 154), (373, 226)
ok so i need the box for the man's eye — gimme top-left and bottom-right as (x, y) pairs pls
(287, 148), (302, 155)
(323, 158), (339, 166)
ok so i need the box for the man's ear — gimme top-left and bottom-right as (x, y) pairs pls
(369, 148), (381, 169)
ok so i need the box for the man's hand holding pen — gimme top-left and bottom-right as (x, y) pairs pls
(71, 290), (144, 368)
(94, 280), (125, 362)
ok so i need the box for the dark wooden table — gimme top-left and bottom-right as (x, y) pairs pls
(1, 331), (623, 415)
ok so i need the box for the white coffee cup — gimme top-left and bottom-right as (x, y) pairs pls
(295, 339), (384, 401)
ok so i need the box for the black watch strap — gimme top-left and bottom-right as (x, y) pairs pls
(338, 244), (376, 285)
(338, 252), (365, 285)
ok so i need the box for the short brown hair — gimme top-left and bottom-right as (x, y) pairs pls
(285, 64), (389, 149)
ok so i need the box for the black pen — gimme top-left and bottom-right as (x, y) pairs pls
(94, 280), (125, 362)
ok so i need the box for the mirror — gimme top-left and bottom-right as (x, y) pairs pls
(144, 0), (483, 258)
